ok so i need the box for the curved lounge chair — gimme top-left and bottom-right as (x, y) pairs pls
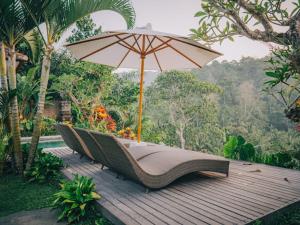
(55, 124), (94, 160)
(74, 128), (111, 168)
(90, 131), (230, 189)
(74, 128), (170, 167)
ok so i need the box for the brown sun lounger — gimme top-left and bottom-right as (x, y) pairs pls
(90, 131), (230, 189)
(73, 127), (111, 168)
(55, 124), (94, 160)
(74, 128), (170, 167)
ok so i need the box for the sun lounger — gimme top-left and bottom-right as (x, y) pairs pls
(90, 131), (230, 189)
(73, 127), (111, 168)
(55, 124), (94, 160)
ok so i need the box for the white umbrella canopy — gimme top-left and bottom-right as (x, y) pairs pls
(65, 24), (222, 143)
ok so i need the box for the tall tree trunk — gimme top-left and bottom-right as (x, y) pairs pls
(177, 124), (185, 149)
(0, 42), (8, 91)
(26, 46), (53, 171)
(7, 45), (23, 173)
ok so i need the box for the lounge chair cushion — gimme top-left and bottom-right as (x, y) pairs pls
(137, 149), (228, 175)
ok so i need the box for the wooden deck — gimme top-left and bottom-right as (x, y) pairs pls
(48, 147), (300, 225)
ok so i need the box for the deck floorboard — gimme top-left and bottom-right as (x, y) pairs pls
(48, 147), (300, 225)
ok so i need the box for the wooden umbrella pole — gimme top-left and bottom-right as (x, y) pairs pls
(137, 35), (146, 143)
(137, 54), (145, 143)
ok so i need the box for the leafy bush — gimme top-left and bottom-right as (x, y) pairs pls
(25, 151), (63, 183)
(53, 175), (101, 224)
(41, 117), (58, 135)
(257, 151), (300, 169)
(223, 135), (300, 169)
(223, 135), (255, 161)
(20, 117), (57, 136)
(0, 132), (9, 175)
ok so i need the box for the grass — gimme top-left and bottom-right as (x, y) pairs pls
(0, 173), (112, 224)
(0, 173), (59, 217)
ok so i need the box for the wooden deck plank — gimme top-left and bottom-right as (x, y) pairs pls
(55, 150), (145, 225)
(177, 180), (273, 213)
(47, 147), (300, 225)
(81, 154), (217, 225)
(57, 149), (189, 225)
(172, 184), (263, 218)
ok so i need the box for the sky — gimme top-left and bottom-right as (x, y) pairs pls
(58, 0), (275, 62)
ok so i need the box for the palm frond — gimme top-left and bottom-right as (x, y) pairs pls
(49, 0), (136, 41)
(23, 28), (44, 64)
(0, 0), (37, 46)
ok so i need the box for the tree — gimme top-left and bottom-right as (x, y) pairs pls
(25, 0), (136, 171)
(145, 71), (222, 150)
(193, 57), (300, 155)
(50, 51), (114, 123)
(0, 43), (8, 91)
(191, 0), (300, 46)
(0, 0), (46, 173)
(191, 0), (300, 122)
(67, 15), (102, 44)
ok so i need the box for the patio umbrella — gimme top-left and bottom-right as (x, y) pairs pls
(65, 24), (222, 143)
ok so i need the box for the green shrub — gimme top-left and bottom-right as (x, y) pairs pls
(223, 135), (255, 161)
(223, 135), (300, 169)
(20, 117), (57, 136)
(25, 151), (63, 183)
(0, 132), (9, 175)
(257, 151), (300, 169)
(41, 117), (58, 135)
(53, 175), (101, 224)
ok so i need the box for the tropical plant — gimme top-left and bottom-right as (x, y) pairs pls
(264, 47), (300, 122)
(53, 175), (101, 224)
(191, 1), (300, 121)
(0, 129), (9, 175)
(26, 0), (136, 171)
(17, 66), (39, 118)
(49, 51), (115, 129)
(24, 150), (63, 183)
(191, 0), (300, 46)
(20, 117), (57, 136)
(223, 135), (256, 161)
(0, 0), (45, 173)
(66, 15), (102, 44)
(0, 89), (15, 174)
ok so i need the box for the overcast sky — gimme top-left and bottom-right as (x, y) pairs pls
(58, 0), (284, 62)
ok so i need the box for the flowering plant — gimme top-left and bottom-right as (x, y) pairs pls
(118, 127), (136, 140)
(90, 106), (116, 132)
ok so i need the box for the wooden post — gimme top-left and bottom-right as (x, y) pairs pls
(137, 35), (146, 143)
(137, 55), (145, 143)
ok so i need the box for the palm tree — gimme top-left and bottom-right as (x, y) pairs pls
(0, 0), (45, 172)
(25, 0), (135, 170)
(0, 42), (8, 91)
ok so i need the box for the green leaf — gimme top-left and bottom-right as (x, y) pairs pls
(79, 203), (86, 210)
(239, 143), (256, 161)
(91, 192), (101, 200)
(223, 136), (238, 158)
(195, 11), (206, 17)
(237, 135), (245, 146)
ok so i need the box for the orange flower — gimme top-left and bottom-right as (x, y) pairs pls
(98, 112), (108, 119)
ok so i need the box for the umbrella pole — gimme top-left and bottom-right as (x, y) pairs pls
(137, 55), (145, 143)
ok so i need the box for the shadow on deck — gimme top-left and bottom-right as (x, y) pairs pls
(47, 147), (300, 225)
